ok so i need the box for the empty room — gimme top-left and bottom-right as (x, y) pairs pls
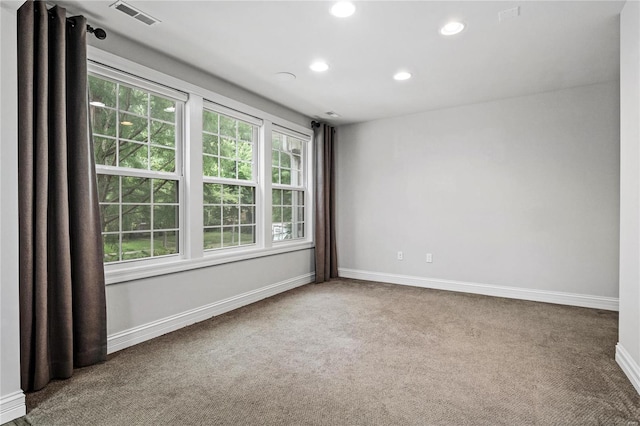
(1, 0), (640, 424)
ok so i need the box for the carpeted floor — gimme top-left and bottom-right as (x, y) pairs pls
(7, 279), (640, 425)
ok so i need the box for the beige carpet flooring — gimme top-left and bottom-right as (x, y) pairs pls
(8, 279), (640, 425)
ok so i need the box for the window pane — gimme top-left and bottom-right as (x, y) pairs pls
(220, 138), (236, 158)
(119, 113), (147, 142)
(281, 153), (291, 168)
(150, 95), (175, 122)
(89, 75), (117, 108)
(240, 186), (254, 204)
(154, 205), (178, 229)
(150, 146), (175, 172)
(272, 187), (305, 242)
(220, 115), (235, 137)
(204, 184), (254, 251)
(204, 228), (222, 250)
(153, 179), (178, 204)
(122, 232), (151, 260)
(220, 158), (236, 179)
(272, 207), (282, 222)
(122, 205), (151, 232)
(240, 206), (254, 225)
(239, 225), (255, 245)
(94, 136), (117, 166)
(150, 120), (175, 148)
(153, 231), (178, 256)
(203, 183), (222, 204)
(204, 206), (221, 226)
(103, 234), (120, 263)
(97, 175), (119, 203)
(91, 107), (116, 137)
(238, 162), (252, 181)
(203, 155), (219, 177)
(119, 141), (148, 169)
(203, 110), (219, 133)
(100, 204), (120, 233)
(203, 134), (219, 155)
(119, 85), (148, 115)
(122, 177), (150, 203)
(222, 226), (240, 247)
(238, 141), (252, 162)
(223, 185), (239, 204)
(238, 122), (253, 142)
(91, 73), (181, 265)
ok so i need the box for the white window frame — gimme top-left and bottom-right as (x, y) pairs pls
(271, 125), (311, 243)
(89, 64), (187, 270)
(202, 101), (262, 253)
(88, 48), (314, 285)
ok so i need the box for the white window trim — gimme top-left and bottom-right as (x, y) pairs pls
(88, 47), (314, 285)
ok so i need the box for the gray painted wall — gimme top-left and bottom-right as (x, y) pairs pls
(619, 0), (640, 384)
(337, 81), (620, 298)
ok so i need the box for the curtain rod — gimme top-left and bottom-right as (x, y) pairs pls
(63, 17), (107, 40)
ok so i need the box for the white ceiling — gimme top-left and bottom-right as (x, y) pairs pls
(55, 1), (623, 125)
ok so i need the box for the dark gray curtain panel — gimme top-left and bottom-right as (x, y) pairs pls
(314, 124), (338, 283)
(17, 0), (107, 392)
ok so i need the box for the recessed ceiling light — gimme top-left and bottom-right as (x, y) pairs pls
(274, 72), (296, 82)
(310, 61), (329, 72)
(393, 71), (412, 81)
(331, 1), (356, 18)
(89, 101), (105, 107)
(326, 111), (341, 118)
(440, 21), (465, 36)
(120, 121), (133, 126)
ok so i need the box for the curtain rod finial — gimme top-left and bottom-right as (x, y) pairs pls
(311, 120), (321, 129)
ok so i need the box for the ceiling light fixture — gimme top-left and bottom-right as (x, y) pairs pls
(310, 61), (329, 72)
(440, 21), (465, 36)
(89, 101), (105, 107)
(326, 111), (341, 118)
(393, 71), (412, 81)
(274, 72), (297, 82)
(120, 121), (133, 126)
(331, 1), (356, 18)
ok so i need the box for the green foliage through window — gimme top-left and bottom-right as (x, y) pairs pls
(90, 74), (181, 263)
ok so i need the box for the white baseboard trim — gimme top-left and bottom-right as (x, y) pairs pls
(0, 391), (26, 424)
(339, 268), (619, 311)
(616, 344), (640, 395)
(107, 273), (315, 354)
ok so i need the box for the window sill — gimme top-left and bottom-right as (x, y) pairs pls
(104, 242), (315, 285)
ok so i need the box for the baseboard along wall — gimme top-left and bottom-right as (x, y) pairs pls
(338, 268), (619, 311)
(616, 344), (640, 395)
(107, 273), (315, 354)
(0, 391), (26, 424)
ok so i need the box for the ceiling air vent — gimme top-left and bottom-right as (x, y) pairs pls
(110, 0), (161, 26)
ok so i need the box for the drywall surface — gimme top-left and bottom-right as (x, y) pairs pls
(106, 249), (314, 337)
(0, 2), (26, 423)
(337, 81), (620, 299)
(618, 0), (640, 392)
(87, 32), (309, 130)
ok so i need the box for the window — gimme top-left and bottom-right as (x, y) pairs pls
(87, 51), (313, 282)
(272, 130), (306, 241)
(89, 73), (184, 263)
(202, 107), (258, 250)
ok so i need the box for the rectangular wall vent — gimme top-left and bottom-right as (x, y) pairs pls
(110, 0), (160, 26)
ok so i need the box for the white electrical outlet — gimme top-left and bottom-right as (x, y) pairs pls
(397, 251), (404, 261)
(426, 253), (433, 263)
